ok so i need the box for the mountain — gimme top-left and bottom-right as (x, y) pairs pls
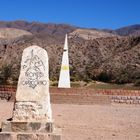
(0, 20), (77, 37)
(0, 21), (139, 85)
(115, 24), (140, 36)
(103, 24), (140, 37)
(0, 28), (32, 39)
(69, 29), (117, 40)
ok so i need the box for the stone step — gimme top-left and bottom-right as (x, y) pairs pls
(1, 121), (54, 133)
(0, 130), (61, 140)
(0, 121), (61, 140)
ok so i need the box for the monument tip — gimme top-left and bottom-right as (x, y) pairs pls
(58, 34), (71, 88)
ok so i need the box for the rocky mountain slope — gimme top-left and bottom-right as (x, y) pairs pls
(0, 28), (32, 39)
(115, 24), (140, 36)
(103, 24), (140, 37)
(69, 29), (117, 40)
(0, 21), (139, 85)
(0, 21), (76, 37)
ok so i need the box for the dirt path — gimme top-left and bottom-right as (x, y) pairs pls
(0, 101), (140, 140)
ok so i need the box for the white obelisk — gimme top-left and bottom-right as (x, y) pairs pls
(58, 34), (71, 88)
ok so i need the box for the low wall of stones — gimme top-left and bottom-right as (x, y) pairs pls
(50, 88), (140, 105)
(111, 95), (140, 105)
(50, 87), (140, 96)
(0, 86), (16, 101)
(0, 86), (140, 105)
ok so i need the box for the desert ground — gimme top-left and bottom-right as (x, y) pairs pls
(0, 101), (140, 140)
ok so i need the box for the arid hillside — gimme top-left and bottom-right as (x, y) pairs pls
(0, 21), (140, 85)
(115, 24), (140, 36)
(103, 24), (140, 37)
(0, 28), (32, 39)
(69, 29), (117, 40)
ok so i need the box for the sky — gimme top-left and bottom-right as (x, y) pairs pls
(0, 0), (140, 29)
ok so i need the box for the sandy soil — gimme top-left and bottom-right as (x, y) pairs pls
(0, 101), (140, 140)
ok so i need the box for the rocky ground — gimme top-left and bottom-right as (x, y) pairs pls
(0, 101), (140, 140)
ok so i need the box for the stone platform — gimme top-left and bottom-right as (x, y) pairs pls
(0, 121), (61, 140)
(0, 131), (61, 140)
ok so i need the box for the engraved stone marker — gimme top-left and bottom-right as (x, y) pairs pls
(0, 45), (61, 140)
(13, 45), (52, 121)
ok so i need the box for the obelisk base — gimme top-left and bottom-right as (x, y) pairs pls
(0, 121), (61, 140)
(13, 101), (52, 122)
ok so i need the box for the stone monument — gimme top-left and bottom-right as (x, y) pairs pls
(58, 34), (71, 88)
(0, 45), (61, 140)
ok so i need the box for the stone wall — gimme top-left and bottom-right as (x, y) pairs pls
(0, 86), (16, 101)
(111, 95), (140, 105)
(0, 86), (140, 105)
(50, 87), (140, 96)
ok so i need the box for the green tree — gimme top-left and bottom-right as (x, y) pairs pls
(0, 64), (13, 85)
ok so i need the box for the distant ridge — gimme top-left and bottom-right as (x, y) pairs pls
(69, 29), (118, 40)
(0, 21), (139, 37)
(0, 28), (32, 39)
(0, 20), (140, 85)
(115, 24), (140, 36)
(0, 20), (77, 37)
(103, 24), (140, 37)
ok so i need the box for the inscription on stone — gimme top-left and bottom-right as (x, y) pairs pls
(0, 45), (61, 140)
(22, 49), (47, 89)
(16, 45), (50, 102)
(13, 45), (52, 121)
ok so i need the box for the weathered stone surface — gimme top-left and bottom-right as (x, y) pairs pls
(0, 131), (61, 140)
(2, 121), (53, 133)
(17, 133), (49, 140)
(1, 122), (11, 132)
(16, 46), (49, 101)
(133, 100), (139, 104)
(17, 134), (34, 140)
(0, 133), (10, 140)
(0, 46), (61, 140)
(13, 101), (51, 121)
(111, 95), (140, 105)
(16, 45), (49, 101)
(13, 46), (52, 122)
(0, 133), (15, 140)
(49, 134), (61, 140)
